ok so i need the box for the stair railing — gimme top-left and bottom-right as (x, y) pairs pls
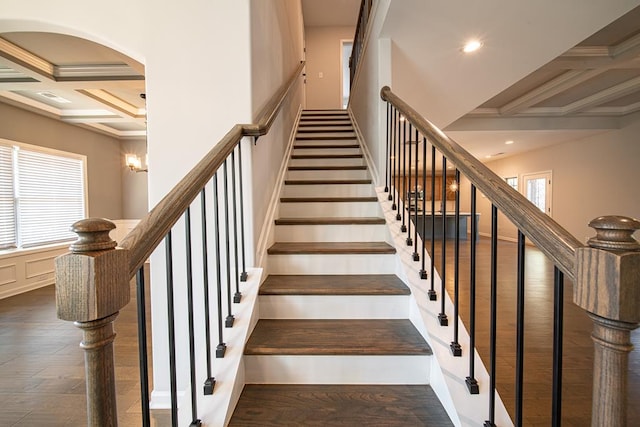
(54, 61), (305, 427)
(381, 85), (640, 426)
(349, 0), (373, 86)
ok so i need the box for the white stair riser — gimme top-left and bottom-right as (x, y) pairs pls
(289, 157), (365, 167)
(286, 169), (369, 180)
(259, 295), (410, 319)
(244, 355), (430, 384)
(268, 253), (396, 274)
(296, 133), (356, 139)
(292, 147), (361, 156)
(274, 224), (388, 242)
(293, 139), (356, 146)
(282, 184), (374, 198)
(279, 202), (381, 217)
(294, 138), (357, 144)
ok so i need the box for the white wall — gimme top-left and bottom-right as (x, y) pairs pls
(250, 0), (305, 267)
(470, 116), (640, 243)
(304, 26), (355, 109)
(349, 0), (392, 186)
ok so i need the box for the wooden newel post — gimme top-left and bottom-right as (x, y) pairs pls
(55, 218), (131, 427)
(574, 215), (640, 427)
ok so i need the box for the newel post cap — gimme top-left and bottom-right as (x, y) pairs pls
(55, 218), (130, 322)
(574, 215), (640, 323)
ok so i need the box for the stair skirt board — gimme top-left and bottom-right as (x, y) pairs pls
(244, 355), (431, 384)
(278, 201), (382, 217)
(259, 295), (410, 319)
(267, 253), (396, 274)
(274, 224), (388, 242)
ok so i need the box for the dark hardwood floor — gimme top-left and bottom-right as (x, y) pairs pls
(0, 239), (638, 425)
(0, 276), (150, 426)
(427, 236), (640, 426)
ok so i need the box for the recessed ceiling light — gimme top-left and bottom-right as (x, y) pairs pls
(485, 155), (491, 159)
(462, 40), (483, 53)
(505, 140), (514, 145)
(37, 91), (71, 104)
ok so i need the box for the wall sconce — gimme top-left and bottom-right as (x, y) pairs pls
(125, 153), (148, 173)
(449, 180), (458, 192)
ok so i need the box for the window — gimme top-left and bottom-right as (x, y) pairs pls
(0, 139), (86, 249)
(505, 176), (518, 191)
(522, 171), (552, 215)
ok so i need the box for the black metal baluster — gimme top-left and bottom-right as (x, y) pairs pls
(395, 112), (401, 220)
(390, 107), (396, 205)
(484, 205), (498, 427)
(406, 123), (413, 243)
(450, 168), (461, 356)
(164, 232), (178, 427)
(385, 102), (390, 193)
(419, 136), (428, 279)
(135, 267), (151, 426)
(515, 230), (526, 426)
(400, 118), (407, 232)
(466, 184), (479, 394)
(438, 157), (448, 326)
(223, 160), (234, 327)
(412, 129), (420, 261)
(230, 149), (241, 303)
(552, 267), (564, 427)
(213, 173), (226, 358)
(200, 189), (215, 394)
(237, 141), (248, 282)
(429, 145), (437, 301)
(184, 208), (202, 426)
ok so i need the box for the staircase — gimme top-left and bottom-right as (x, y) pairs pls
(229, 110), (453, 426)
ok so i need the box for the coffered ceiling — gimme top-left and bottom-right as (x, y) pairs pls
(0, 32), (146, 140)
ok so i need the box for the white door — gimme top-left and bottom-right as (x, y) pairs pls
(522, 171), (552, 215)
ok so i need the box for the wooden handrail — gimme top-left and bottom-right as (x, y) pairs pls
(380, 86), (583, 280)
(120, 61), (305, 277)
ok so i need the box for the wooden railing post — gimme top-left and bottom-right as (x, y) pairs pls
(55, 218), (131, 427)
(574, 215), (640, 427)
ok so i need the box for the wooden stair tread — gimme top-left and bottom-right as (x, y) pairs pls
(291, 154), (363, 159)
(280, 196), (378, 202)
(284, 179), (371, 185)
(267, 242), (395, 255)
(288, 165), (367, 171)
(296, 135), (356, 140)
(260, 274), (410, 296)
(229, 384), (452, 426)
(275, 217), (385, 225)
(293, 144), (359, 149)
(245, 319), (431, 355)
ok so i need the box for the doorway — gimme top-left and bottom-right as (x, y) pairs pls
(522, 171), (553, 215)
(340, 40), (353, 109)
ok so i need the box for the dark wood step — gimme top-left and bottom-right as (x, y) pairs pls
(229, 385), (452, 426)
(260, 274), (410, 296)
(284, 179), (371, 185)
(267, 241), (395, 255)
(280, 196), (378, 203)
(288, 165), (367, 171)
(244, 319), (431, 355)
(275, 217), (385, 225)
(244, 319), (432, 356)
(299, 118), (352, 122)
(293, 144), (359, 149)
(296, 135), (356, 140)
(291, 154), (362, 159)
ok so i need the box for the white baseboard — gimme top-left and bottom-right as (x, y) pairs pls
(349, 109), (380, 187)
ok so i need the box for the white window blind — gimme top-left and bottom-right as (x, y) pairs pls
(0, 145), (16, 249)
(16, 148), (85, 247)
